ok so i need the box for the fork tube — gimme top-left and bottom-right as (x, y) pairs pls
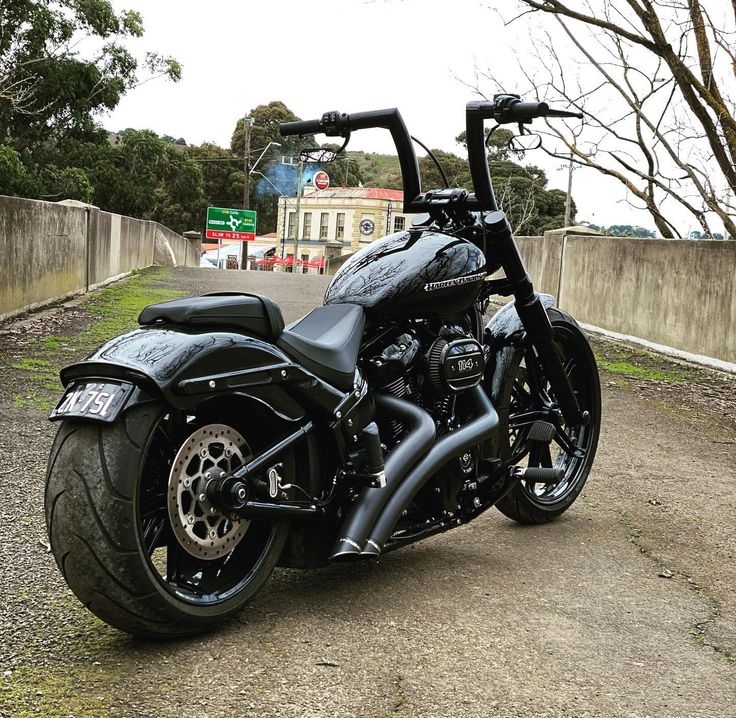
(484, 211), (584, 424)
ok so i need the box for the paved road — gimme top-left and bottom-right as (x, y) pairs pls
(1, 268), (735, 718)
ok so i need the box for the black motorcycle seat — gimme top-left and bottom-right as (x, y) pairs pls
(277, 304), (365, 390)
(138, 292), (285, 341)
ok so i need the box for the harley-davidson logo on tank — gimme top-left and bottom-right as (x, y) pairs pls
(424, 272), (487, 292)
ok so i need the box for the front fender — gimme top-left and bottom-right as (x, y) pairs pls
(59, 326), (306, 420)
(483, 293), (555, 404)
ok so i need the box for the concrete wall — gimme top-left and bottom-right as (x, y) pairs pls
(0, 195), (200, 321)
(513, 229), (735, 364)
(558, 236), (736, 364)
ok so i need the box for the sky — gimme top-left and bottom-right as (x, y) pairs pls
(101, 0), (701, 232)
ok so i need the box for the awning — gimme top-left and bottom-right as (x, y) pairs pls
(249, 245), (276, 259)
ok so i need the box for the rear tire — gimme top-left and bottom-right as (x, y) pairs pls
(494, 308), (601, 524)
(45, 401), (290, 637)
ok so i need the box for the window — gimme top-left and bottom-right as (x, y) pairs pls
(393, 216), (405, 232)
(303, 212), (312, 238)
(301, 253), (309, 274)
(335, 213), (345, 240)
(319, 212), (329, 239)
(287, 211), (297, 239)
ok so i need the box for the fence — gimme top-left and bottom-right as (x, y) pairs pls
(517, 228), (735, 365)
(0, 195), (200, 322)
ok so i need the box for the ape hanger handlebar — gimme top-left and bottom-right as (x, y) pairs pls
(279, 96), (582, 214)
(280, 108), (424, 213)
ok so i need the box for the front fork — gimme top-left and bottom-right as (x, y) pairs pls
(483, 212), (587, 426)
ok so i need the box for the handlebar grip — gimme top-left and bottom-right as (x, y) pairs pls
(510, 101), (549, 121)
(279, 118), (323, 137)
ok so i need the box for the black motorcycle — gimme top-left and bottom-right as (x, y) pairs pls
(46, 96), (601, 637)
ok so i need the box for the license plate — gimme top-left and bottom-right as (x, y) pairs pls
(50, 380), (134, 423)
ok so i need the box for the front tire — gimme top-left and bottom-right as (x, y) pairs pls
(494, 308), (601, 524)
(45, 401), (289, 637)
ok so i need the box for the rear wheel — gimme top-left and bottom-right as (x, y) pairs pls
(45, 400), (291, 637)
(495, 308), (601, 524)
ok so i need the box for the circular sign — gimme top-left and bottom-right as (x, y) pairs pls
(360, 218), (375, 235)
(313, 170), (330, 190)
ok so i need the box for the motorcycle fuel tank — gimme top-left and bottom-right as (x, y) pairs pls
(324, 230), (487, 317)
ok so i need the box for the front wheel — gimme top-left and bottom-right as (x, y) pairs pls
(494, 308), (601, 524)
(45, 400), (291, 637)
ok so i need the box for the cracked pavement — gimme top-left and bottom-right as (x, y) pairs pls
(0, 268), (734, 717)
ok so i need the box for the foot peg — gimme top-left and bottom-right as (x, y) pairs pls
(510, 466), (564, 484)
(528, 420), (556, 443)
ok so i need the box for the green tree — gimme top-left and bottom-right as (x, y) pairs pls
(0, 1), (180, 148)
(187, 142), (242, 210)
(0, 144), (32, 195)
(455, 128), (515, 161)
(37, 165), (94, 202)
(414, 144), (574, 234)
(419, 149), (471, 191)
(231, 101), (314, 162)
(608, 225), (657, 238)
(73, 130), (205, 233)
(228, 101), (320, 234)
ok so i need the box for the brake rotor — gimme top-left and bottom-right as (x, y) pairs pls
(167, 424), (251, 560)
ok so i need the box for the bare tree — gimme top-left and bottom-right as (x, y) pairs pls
(495, 178), (539, 234)
(475, 1), (735, 239)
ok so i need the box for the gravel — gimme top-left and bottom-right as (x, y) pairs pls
(0, 267), (734, 718)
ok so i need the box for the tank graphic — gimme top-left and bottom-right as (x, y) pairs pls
(324, 230), (487, 317)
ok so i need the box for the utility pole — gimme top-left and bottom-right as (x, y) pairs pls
(240, 115), (254, 269)
(281, 197), (287, 259)
(243, 116), (254, 210)
(564, 152), (574, 228)
(292, 159), (304, 273)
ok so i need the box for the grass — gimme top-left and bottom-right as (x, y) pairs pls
(0, 664), (122, 718)
(591, 336), (694, 383)
(595, 355), (686, 382)
(10, 267), (184, 411)
(0, 588), (175, 716)
(347, 150), (401, 187)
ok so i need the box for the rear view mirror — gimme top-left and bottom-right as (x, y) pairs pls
(508, 134), (542, 153)
(300, 148), (339, 163)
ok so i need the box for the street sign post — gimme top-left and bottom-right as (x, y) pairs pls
(206, 207), (256, 270)
(206, 207), (257, 242)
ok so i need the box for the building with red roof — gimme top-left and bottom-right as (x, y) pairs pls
(273, 185), (417, 270)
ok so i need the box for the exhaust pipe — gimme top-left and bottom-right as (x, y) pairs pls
(330, 393), (436, 559)
(361, 385), (498, 556)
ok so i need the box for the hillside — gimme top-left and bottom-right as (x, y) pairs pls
(345, 151), (402, 189)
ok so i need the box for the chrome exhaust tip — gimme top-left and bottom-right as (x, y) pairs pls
(329, 537), (364, 561)
(360, 538), (382, 557)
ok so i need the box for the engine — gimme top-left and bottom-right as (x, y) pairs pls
(361, 320), (485, 520)
(362, 320), (485, 444)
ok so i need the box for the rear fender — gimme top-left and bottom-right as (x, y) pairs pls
(59, 325), (342, 568)
(59, 326), (307, 421)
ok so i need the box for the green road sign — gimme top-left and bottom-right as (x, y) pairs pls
(206, 207), (257, 241)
